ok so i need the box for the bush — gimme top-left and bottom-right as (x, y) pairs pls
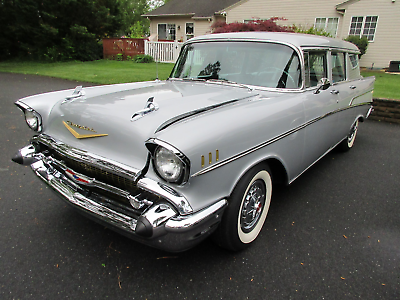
(133, 54), (154, 63)
(344, 36), (369, 57)
(117, 53), (124, 61)
(293, 25), (332, 37)
(211, 18), (294, 33)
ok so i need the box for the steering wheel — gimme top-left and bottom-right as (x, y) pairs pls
(257, 67), (297, 88)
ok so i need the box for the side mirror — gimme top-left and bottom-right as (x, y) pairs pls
(314, 78), (331, 94)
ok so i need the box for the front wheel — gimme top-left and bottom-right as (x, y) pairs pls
(337, 119), (359, 152)
(212, 165), (272, 251)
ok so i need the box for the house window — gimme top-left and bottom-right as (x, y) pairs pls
(349, 16), (378, 41)
(158, 23), (176, 40)
(314, 18), (339, 37)
(186, 23), (194, 40)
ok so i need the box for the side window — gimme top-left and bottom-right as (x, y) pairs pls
(331, 52), (346, 83)
(347, 53), (361, 80)
(304, 51), (327, 88)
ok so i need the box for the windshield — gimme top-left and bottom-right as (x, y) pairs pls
(170, 41), (302, 89)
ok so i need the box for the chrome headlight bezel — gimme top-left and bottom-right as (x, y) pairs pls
(15, 101), (43, 132)
(145, 139), (190, 185)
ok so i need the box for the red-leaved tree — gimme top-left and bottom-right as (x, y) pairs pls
(211, 18), (294, 34)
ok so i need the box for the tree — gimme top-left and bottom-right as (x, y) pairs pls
(118, 0), (150, 37)
(211, 18), (294, 34)
(344, 36), (369, 58)
(118, 0), (172, 38)
(0, 0), (123, 61)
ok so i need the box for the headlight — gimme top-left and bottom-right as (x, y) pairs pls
(154, 146), (183, 183)
(146, 139), (190, 184)
(24, 110), (41, 131)
(15, 101), (42, 132)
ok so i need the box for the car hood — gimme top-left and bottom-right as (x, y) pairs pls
(44, 80), (261, 168)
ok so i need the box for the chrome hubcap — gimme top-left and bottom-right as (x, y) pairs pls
(240, 180), (266, 233)
(348, 121), (358, 146)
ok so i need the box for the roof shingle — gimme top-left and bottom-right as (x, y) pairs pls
(143, 0), (242, 18)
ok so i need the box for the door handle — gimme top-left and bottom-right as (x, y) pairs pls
(350, 85), (357, 89)
(330, 90), (339, 95)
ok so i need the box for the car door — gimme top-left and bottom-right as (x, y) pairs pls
(302, 50), (340, 169)
(328, 51), (359, 140)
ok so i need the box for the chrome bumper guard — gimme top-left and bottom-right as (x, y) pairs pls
(14, 144), (227, 252)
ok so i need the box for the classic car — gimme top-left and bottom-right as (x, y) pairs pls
(12, 32), (375, 252)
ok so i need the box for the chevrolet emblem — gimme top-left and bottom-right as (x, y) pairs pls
(63, 121), (108, 139)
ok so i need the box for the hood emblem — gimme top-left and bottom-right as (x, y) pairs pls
(63, 121), (108, 139)
(62, 86), (86, 104)
(131, 97), (159, 122)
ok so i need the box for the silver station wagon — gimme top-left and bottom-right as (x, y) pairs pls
(12, 32), (375, 252)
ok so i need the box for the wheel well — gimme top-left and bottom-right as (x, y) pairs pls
(228, 158), (289, 199)
(264, 158), (288, 185)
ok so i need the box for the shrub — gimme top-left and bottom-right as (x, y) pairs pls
(134, 54), (154, 63)
(344, 36), (369, 57)
(293, 25), (332, 37)
(211, 18), (294, 33)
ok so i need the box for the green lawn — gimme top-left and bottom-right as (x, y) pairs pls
(0, 60), (174, 84)
(0, 60), (398, 99)
(361, 70), (400, 100)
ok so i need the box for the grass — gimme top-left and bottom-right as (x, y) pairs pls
(0, 60), (174, 84)
(361, 70), (400, 100)
(0, 60), (398, 100)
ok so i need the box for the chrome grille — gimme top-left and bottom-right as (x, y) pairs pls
(38, 142), (160, 212)
(52, 150), (139, 193)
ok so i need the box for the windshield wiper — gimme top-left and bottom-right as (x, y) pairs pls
(205, 78), (253, 91)
(169, 77), (206, 82)
(170, 77), (253, 91)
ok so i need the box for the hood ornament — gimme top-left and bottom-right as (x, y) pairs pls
(63, 86), (86, 104)
(63, 121), (108, 139)
(131, 97), (159, 122)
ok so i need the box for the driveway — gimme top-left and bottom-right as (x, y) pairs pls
(0, 72), (399, 299)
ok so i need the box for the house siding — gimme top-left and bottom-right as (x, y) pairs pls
(194, 19), (215, 37)
(226, 0), (343, 34)
(148, 17), (215, 42)
(149, 16), (194, 42)
(338, 0), (400, 69)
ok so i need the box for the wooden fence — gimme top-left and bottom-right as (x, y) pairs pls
(103, 38), (146, 60)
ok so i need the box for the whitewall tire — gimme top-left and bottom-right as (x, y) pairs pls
(212, 165), (272, 251)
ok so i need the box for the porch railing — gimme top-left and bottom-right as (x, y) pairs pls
(145, 40), (183, 63)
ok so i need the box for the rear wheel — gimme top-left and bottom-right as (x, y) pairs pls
(213, 165), (272, 251)
(338, 119), (359, 152)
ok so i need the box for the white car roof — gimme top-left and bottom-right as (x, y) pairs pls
(188, 32), (360, 53)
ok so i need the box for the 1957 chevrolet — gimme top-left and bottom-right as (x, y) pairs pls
(12, 32), (374, 252)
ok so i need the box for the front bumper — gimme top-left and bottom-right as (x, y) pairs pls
(13, 140), (227, 252)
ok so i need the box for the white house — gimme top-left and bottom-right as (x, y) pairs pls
(143, 0), (400, 68)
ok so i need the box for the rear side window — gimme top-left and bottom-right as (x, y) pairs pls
(347, 53), (361, 80)
(331, 52), (346, 83)
(304, 51), (327, 88)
